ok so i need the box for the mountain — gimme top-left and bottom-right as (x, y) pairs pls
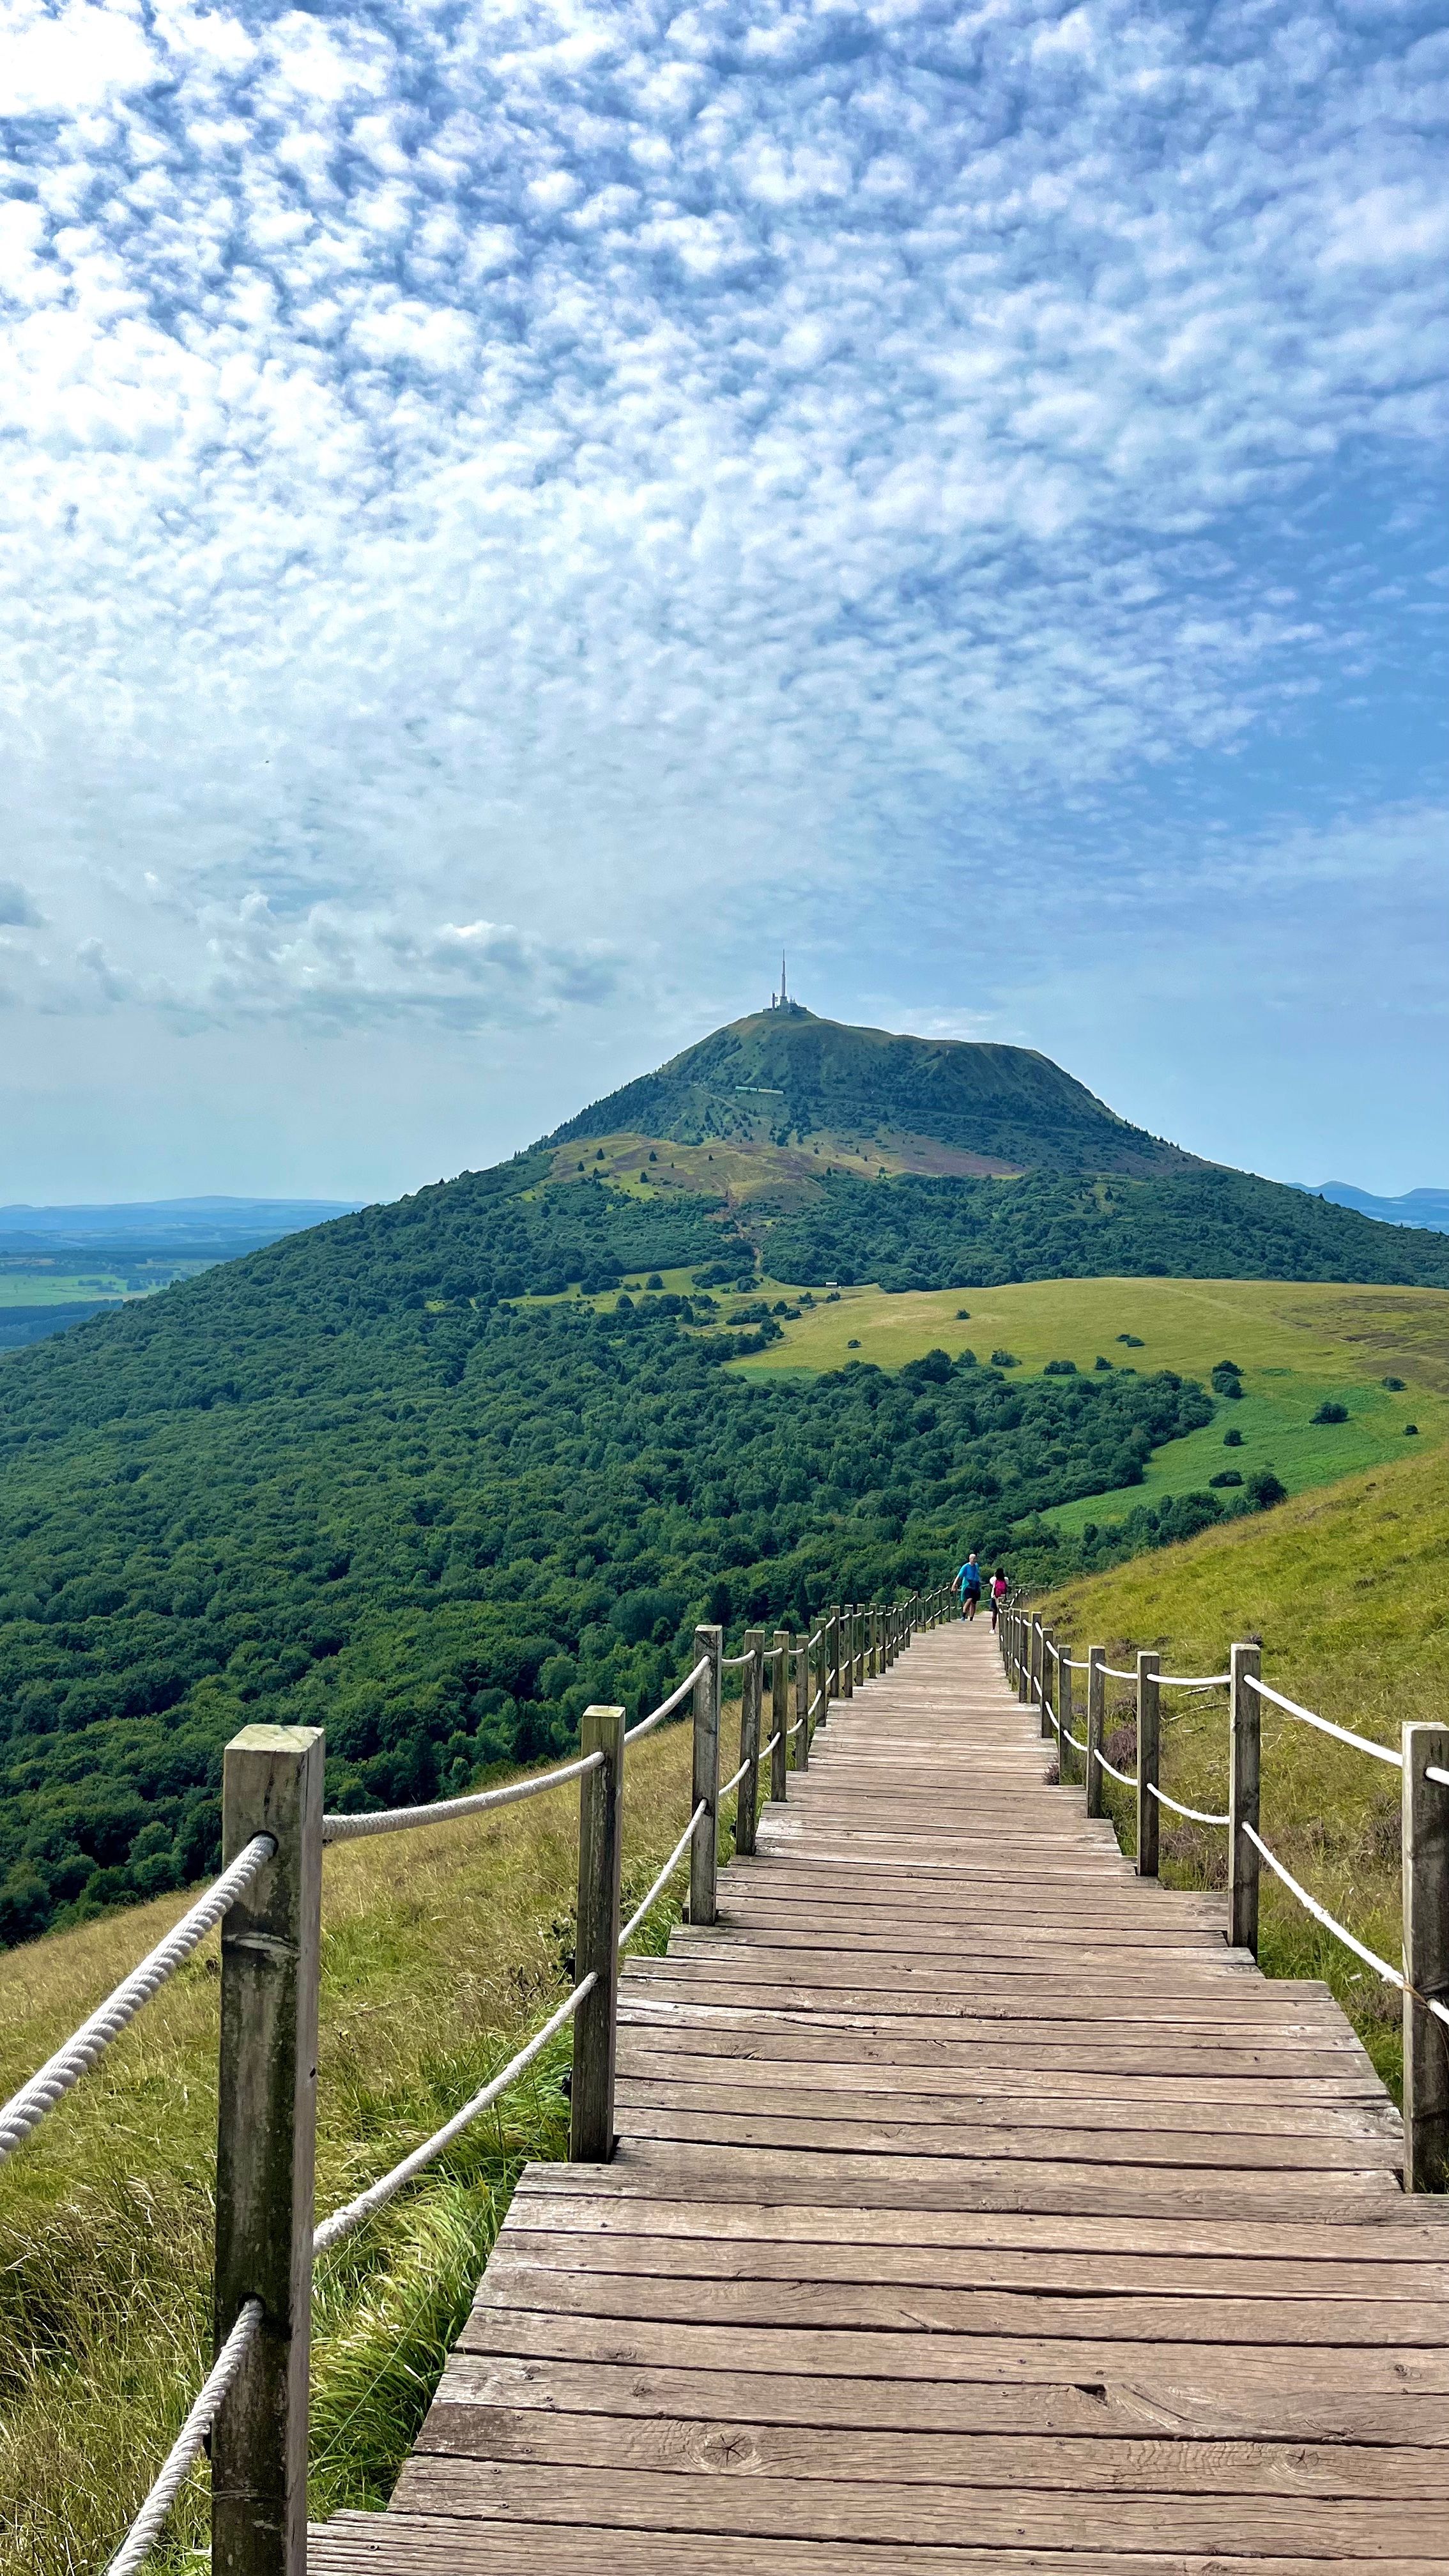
(1296, 1183), (1449, 1236)
(548, 1005), (1200, 1179)
(3, 1004), (1449, 1948)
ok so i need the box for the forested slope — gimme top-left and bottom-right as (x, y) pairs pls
(0, 1279), (1210, 1943)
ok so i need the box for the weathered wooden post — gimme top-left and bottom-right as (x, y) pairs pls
(770, 1631), (791, 1799)
(1136, 1650), (1161, 1878)
(1058, 1647), (1075, 1784)
(1018, 1614), (1031, 1705)
(854, 1605), (866, 1690)
(1402, 1720), (1449, 2191)
(213, 1723), (325, 2576)
(794, 1636), (809, 1769)
(840, 1605), (854, 1699)
(1085, 1647), (1106, 1818)
(1040, 1627), (1057, 1742)
(688, 1624), (722, 1928)
(735, 1632), (764, 1858)
(1030, 1616), (1043, 1713)
(1229, 1642), (1261, 1955)
(814, 1618), (829, 1729)
(829, 1606), (841, 1701)
(571, 1705), (625, 2161)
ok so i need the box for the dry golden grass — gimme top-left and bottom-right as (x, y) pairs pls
(0, 1711), (717, 2573)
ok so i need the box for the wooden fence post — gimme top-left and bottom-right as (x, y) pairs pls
(1136, 1650), (1160, 1878)
(771, 1631), (791, 1798)
(855, 1606), (866, 1690)
(1402, 1719), (1449, 2191)
(815, 1619), (829, 1729)
(829, 1606), (841, 1701)
(840, 1606), (854, 1698)
(213, 1723), (325, 2576)
(1018, 1616), (1031, 1705)
(1041, 1628), (1056, 1742)
(1229, 1641), (1261, 1955)
(794, 1637), (809, 1768)
(1029, 1616), (1043, 1715)
(688, 1624), (722, 1928)
(1058, 1648), (1074, 1784)
(1085, 1648), (1105, 1819)
(571, 1705), (625, 2162)
(735, 1634), (763, 1857)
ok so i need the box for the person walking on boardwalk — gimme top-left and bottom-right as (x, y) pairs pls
(955, 1552), (983, 1620)
(988, 1567), (1009, 1630)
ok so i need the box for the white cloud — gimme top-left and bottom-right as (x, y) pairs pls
(0, 0), (1443, 1075)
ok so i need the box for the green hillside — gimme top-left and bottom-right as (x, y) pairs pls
(548, 1006), (1197, 1174)
(1035, 1437), (1449, 2090)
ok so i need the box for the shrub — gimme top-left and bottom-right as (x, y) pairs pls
(955, 1308), (970, 1320)
(1245, 1468), (1288, 1508)
(1223, 1427), (1244, 1448)
(1043, 1358), (1078, 1376)
(646, 1272), (663, 1289)
(847, 1338), (861, 1349)
(990, 1349), (1020, 1368)
(1311, 1401), (1348, 1424)
(1406, 1423), (1420, 1436)
(1116, 1333), (1144, 1347)
(1383, 1375), (1405, 1390)
(1094, 1356), (1113, 1370)
(1209, 1469), (1243, 1488)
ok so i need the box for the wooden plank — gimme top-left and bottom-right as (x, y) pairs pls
(415, 2395), (1449, 2496)
(387, 2457), (1448, 2554)
(311, 2506), (1449, 2576)
(425, 2347), (1449, 2445)
(612, 2094), (1403, 2171)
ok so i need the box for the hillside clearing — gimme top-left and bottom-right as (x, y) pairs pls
(734, 1275), (1449, 1514)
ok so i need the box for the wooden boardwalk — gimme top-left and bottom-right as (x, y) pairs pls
(312, 1618), (1449, 2575)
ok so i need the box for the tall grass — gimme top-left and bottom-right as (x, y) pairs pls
(0, 1712), (710, 2573)
(1042, 1440), (1449, 2098)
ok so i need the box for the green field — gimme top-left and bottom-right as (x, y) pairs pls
(734, 1274), (1449, 1519)
(0, 1269), (128, 1305)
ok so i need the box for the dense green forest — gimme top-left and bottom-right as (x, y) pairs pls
(0, 1259), (1221, 1943)
(765, 1168), (1449, 1292)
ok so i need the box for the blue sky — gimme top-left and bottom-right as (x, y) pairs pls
(1, 0), (1445, 1200)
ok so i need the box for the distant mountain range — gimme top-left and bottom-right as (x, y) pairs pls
(1294, 1183), (1449, 1236)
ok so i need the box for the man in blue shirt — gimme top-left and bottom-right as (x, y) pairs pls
(955, 1552), (983, 1620)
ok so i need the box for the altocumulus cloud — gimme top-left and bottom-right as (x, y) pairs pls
(0, 0), (1445, 1033)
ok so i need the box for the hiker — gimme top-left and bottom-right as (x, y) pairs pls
(989, 1567), (1009, 1629)
(955, 1552), (983, 1620)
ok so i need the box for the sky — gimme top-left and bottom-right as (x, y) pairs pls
(1, 0), (1446, 1203)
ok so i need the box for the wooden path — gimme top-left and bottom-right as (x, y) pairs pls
(312, 1618), (1449, 2575)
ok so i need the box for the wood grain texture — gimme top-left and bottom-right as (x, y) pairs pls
(310, 1620), (1449, 2576)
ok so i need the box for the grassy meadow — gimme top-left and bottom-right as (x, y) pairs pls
(0, 1705), (737, 2573)
(1038, 1434), (1449, 2097)
(735, 1274), (1449, 1520)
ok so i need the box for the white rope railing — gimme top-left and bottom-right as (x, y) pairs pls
(312, 1975), (596, 2255)
(1241, 1824), (1402, 1990)
(1428, 1766), (1449, 1790)
(106, 2297), (264, 2576)
(1157, 1673), (1230, 1689)
(624, 1656), (709, 1744)
(1095, 1747), (1138, 1790)
(322, 1751), (603, 1844)
(1101, 1664), (1137, 1682)
(1147, 1782), (1229, 1827)
(762, 1730), (782, 1758)
(1242, 1673), (1402, 1769)
(0, 1832), (275, 2167)
(720, 1652), (751, 1670)
(618, 1805), (709, 1950)
(1063, 1730), (1089, 1755)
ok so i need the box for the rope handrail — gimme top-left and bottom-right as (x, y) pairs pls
(1157, 1672), (1231, 1690)
(1241, 1823), (1402, 1990)
(1428, 1766), (1449, 1790)
(1101, 1664), (1138, 1682)
(808, 1628), (824, 1650)
(1242, 1674), (1402, 1769)
(618, 1804), (709, 1950)
(313, 1975), (597, 2256)
(0, 1832), (275, 2168)
(1095, 1747), (1138, 1789)
(1063, 1729), (1089, 1755)
(762, 1730), (782, 1758)
(106, 2298), (264, 2576)
(322, 1749), (604, 1844)
(1147, 1782), (1229, 1827)
(624, 1656), (709, 1744)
